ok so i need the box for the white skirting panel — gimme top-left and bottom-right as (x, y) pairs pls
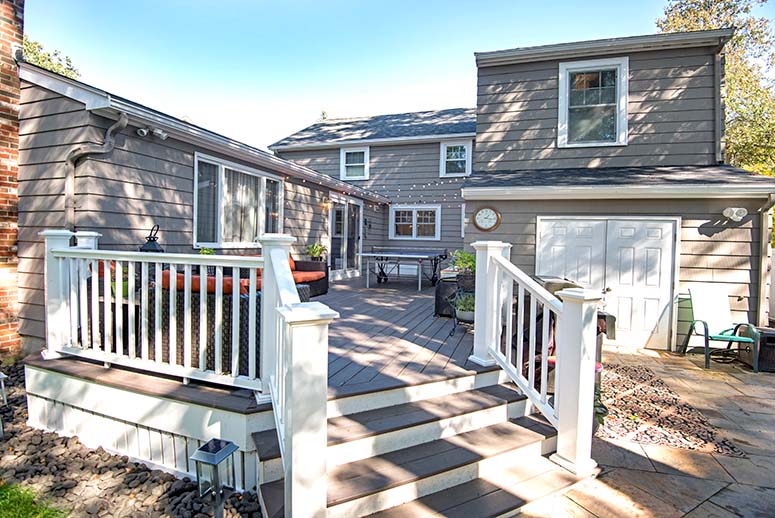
(24, 366), (267, 491)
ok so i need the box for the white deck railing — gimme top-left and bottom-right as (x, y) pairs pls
(471, 241), (601, 477)
(41, 230), (337, 517)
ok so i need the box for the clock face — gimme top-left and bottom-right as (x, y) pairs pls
(474, 207), (500, 231)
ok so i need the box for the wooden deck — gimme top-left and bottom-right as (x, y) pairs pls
(320, 278), (492, 398)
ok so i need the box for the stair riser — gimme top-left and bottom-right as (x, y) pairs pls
(327, 440), (545, 518)
(328, 399), (528, 467)
(258, 456), (284, 485)
(328, 370), (509, 418)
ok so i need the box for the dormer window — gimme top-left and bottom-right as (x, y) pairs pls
(340, 147), (369, 180)
(557, 57), (628, 147)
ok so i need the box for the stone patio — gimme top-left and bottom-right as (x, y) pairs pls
(522, 347), (775, 517)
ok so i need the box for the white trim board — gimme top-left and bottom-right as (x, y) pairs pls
(462, 185), (775, 201)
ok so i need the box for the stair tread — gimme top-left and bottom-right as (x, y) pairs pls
(259, 414), (556, 515)
(366, 456), (588, 518)
(253, 384), (526, 462)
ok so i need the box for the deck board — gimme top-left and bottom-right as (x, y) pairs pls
(320, 278), (479, 393)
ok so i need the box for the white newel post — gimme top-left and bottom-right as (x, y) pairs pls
(551, 287), (602, 477)
(278, 302), (338, 518)
(470, 241), (511, 366)
(258, 234), (299, 398)
(39, 229), (75, 358)
(74, 231), (101, 250)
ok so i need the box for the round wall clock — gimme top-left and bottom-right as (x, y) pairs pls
(473, 207), (501, 232)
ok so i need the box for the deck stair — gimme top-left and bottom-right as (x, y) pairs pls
(256, 378), (592, 517)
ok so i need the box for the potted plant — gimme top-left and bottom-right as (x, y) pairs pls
(305, 243), (328, 262)
(593, 386), (609, 435)
(450, 250), (476, 291)
(199, 247), (216, 275)
(453, 293), (475, 323)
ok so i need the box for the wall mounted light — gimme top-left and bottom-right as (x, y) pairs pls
(722, 207), (748, 222)
(322, 198), (333, 210)
(136, 127), (149, 137)
(152, 128), (169, 140)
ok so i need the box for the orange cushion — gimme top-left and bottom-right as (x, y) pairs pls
(288, 255), (296, 271)
(240, 277), (263, 292)
(292, 271), (325, 283)
(160, 270), (244, 295)
(91, 260), (116, 278)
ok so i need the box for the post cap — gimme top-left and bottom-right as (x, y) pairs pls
(470, 241), (511, 251)
(258, 234), (297, 246)
(556, 287), (603, 303)
(278, 301), (340, 323)
(73, 231), (102, 238)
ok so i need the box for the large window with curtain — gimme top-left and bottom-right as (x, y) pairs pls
(194, 153), (284, 248)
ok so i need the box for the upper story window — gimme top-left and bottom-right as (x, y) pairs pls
(194, 152), (284, 248)
(340, 147), (370, 180)
(440, 140), (472, 177)
(558, 56), (628, 148)
(389, 204), (441, 240)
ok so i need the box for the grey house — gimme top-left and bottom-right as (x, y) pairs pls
(271, 109), (475, 277)
(463, 29), (775, 351)
(17, 62), (387, 351)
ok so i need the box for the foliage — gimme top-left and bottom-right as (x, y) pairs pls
(454, 293), (476, 312)
(657, 0), (775, 175)
(305, 243), (328, 258)
(594, 386), (610, 425)
(450, 249), (476, 274)
(0, 484), (68, 518)
(198, 247), (215, 255)
(22, 36), (80, 79)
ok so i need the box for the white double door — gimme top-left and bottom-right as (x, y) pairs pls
(536, 217), (676, 349)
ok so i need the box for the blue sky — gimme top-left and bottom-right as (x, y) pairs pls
(25, 0), (774, 149)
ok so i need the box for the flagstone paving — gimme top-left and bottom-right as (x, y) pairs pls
(523, 347), (775, 518)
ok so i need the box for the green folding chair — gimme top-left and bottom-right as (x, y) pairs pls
(678, 284), (759, 372)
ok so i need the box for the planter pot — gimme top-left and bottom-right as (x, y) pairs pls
(310, 256), (324, 262)
(456, 310), (475, 323)
(457, 273), (476, 291)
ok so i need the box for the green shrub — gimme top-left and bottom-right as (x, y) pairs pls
(454, 293), (475, 312)
(450, 250), (476, 274)
(305, 243), (328, 258)
(0, 484), (68, 518)
(198, 247), (216, 255)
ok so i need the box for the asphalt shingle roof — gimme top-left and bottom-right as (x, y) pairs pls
(270, 108), (476, 149)
(464, 165), (775, 189)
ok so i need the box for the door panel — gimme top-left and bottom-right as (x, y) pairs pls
(536, 219), (606, 290)
(604, 220), (674, 349)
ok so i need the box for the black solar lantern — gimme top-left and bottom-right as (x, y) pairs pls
(190, 438), (239, 518)
(139, 224), (164, 253)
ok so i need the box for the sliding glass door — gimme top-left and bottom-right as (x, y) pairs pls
(329, 196), (362, 279)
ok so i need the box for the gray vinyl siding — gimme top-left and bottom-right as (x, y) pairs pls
(475, 46), (720, 170)
(280, 142), (467, 253)
(18, 81), (374, 348)
(464, 198), (768, 347)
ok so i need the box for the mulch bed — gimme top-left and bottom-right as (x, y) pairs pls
(0, 361), (262, 517)
(597, 363), (745, 457)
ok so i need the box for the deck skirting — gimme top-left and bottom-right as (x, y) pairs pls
(24, 364), (269, 491)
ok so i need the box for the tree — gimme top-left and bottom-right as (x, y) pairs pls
(657, 0), (775, 175)
(22, 35), (80, 80)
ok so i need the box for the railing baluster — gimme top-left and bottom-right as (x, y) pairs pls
(214, 266), (223, 374)
(528, 295), (537, 388)
(68, 258), (78, 346)
(141, 261), (149, 360)
(127, 261), (136, 359)
(79, 259), (88, 348)
(495, 267), (504, 354)
(541, 303), (550, 403)
(183, 265), (192, 369)
(231, 267), (240, 377)
(154, 262), (162, 362)
(505, 279), (514, 367)
(115, 261), (124, 357)
(90, 259), (100, 350)
(516, 285), (524, 373)
(169, 263), (177, 366)
(248, 268), (257, 379)
(103, 260), (112, 354)
(199, 266), (207, 370)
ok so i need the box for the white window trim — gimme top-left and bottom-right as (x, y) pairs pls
(193, 151), (285, 249)
(340, 146), (370, 180)
(439, 140), (472, 177)
(389, 204), (442, 241)
(557, 56), (629, 148)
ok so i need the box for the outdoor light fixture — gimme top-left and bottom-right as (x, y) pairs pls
(139, 225), (164, 253)
(722, 207), (748, 222)
(190, 438), (239, 518)
(322, 198), (333, 210)
(152, 128), (169, 140)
